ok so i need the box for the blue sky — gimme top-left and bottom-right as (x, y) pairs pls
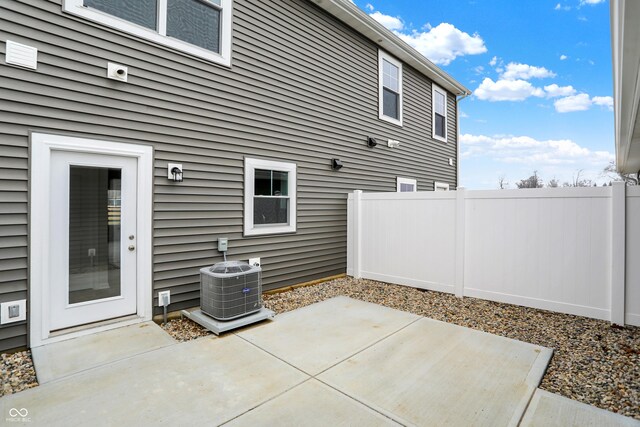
(352, 0), (615, 189)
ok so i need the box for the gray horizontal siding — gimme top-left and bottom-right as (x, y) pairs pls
(0, 129), (28, 351)
(0, 0), (459, 348)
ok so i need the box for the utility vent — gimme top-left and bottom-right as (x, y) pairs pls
(200, 261), (262, 321)
(5, 40), (38, 70)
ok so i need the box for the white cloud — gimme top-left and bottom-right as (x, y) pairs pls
(369, 11), (404, 31)
(554, 93), (592, 112)
(365, 6), (487, 66)
(394, 23), (487, 65)
(460, 133), (614, 166)
(580, 0), (605, 5)
(489, 56), (498, 66)
(592, 96), (613, 110)
(474, 78), (544, 101)
(544, 84), (576, 98)
(554, 3), (571, 11)
(501, 62), (556, 80)
(554, 93), (614, 112)
(560, 54), (568, 60)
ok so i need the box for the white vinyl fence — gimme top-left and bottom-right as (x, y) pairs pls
(347, 183), (640, 326)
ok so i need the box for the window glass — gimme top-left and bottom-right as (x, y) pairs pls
(435, 114), (445, 138)
(383, 88), (399, 120)
(167, 0), (221, 53)
(84, 0), (158, 30)
(253, 169), (289, 226)
(433, 86), (447, 140)
(379, 52), (402, 125)
(435, 90), (446, 115)
(254, 170), (288, 196)
(400, 183), (415, 192)
(254, 198), (289, 225)
(383, 60), (399, 92)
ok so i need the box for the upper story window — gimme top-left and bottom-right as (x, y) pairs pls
(397, 177), (417, 192)
(378, 50), (403, 126)
(63, 0), (232, 66)
(244, 158), (297, 236)
(433, 84), (447, 142)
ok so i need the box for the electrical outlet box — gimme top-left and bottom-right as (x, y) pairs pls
(249, 257), (261, 268)
(158, 291), (170, 307)
(1, 300), (26, 324)
(88, 248), (96, 257)
(218, 238), (228, 252)
(449, 158), (454, 166)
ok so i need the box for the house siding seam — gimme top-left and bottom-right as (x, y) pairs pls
(0, 0), (459, 350)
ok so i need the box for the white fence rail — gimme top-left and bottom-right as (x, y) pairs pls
(347, 183), (640, 326)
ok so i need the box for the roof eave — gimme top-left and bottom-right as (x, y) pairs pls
(309, 0), (471, 97)
(611, 0), (640, 174)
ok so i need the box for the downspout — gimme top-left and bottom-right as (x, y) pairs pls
(456, 91), (472, 189)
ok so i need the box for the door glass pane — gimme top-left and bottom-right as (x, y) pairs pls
(84, 0), (158, 30)
(68, 166), (122, 304)
(167, 0), (221, 53)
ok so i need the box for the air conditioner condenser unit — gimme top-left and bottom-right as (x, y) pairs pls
(200, 261), (263, 321)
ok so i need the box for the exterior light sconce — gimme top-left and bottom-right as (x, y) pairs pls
(167, 163), (183, 182)
(331, 159), (343, 171)
(367, 137), (378, 148)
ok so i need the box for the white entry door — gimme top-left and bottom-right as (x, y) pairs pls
(48, 151), (138, 330)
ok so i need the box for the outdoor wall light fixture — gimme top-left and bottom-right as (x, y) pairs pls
(168, 163), (183, 182)
(332, 159), (344, 170)
(367, 137), (378, 148)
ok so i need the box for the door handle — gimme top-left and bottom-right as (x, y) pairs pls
(128, 245), (135, 251)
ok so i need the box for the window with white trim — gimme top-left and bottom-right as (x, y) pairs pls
(379, 50), (403, 126)
(244, 158), (297, 236)
(63, 0), (232, 66)
(432, 84), (447, 141)
(434, 182), (450, 191)
(397, 177), (417, 192)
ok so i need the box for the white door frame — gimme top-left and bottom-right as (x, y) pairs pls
(30, 133), (153, 347)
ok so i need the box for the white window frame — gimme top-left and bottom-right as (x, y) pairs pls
(244, 158), (297, 236)
(432, 83), (448, 142)
(379, 50), (403, 126)
(434, 181), (450, 191)
(62, 0), (233, 67)
(396, 177), (417, 192)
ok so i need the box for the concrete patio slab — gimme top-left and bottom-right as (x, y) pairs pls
(236, 296), (420, 375)
(2, 335), (308, 426)
(318, 316), (552, 427)
(521, 389), (640, 427)
(226, 379), (400, 427)
(32, 322), (176, 384)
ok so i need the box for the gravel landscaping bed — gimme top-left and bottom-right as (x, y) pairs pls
(0, 350), (38, 397)
(165, 277), (640, 420)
